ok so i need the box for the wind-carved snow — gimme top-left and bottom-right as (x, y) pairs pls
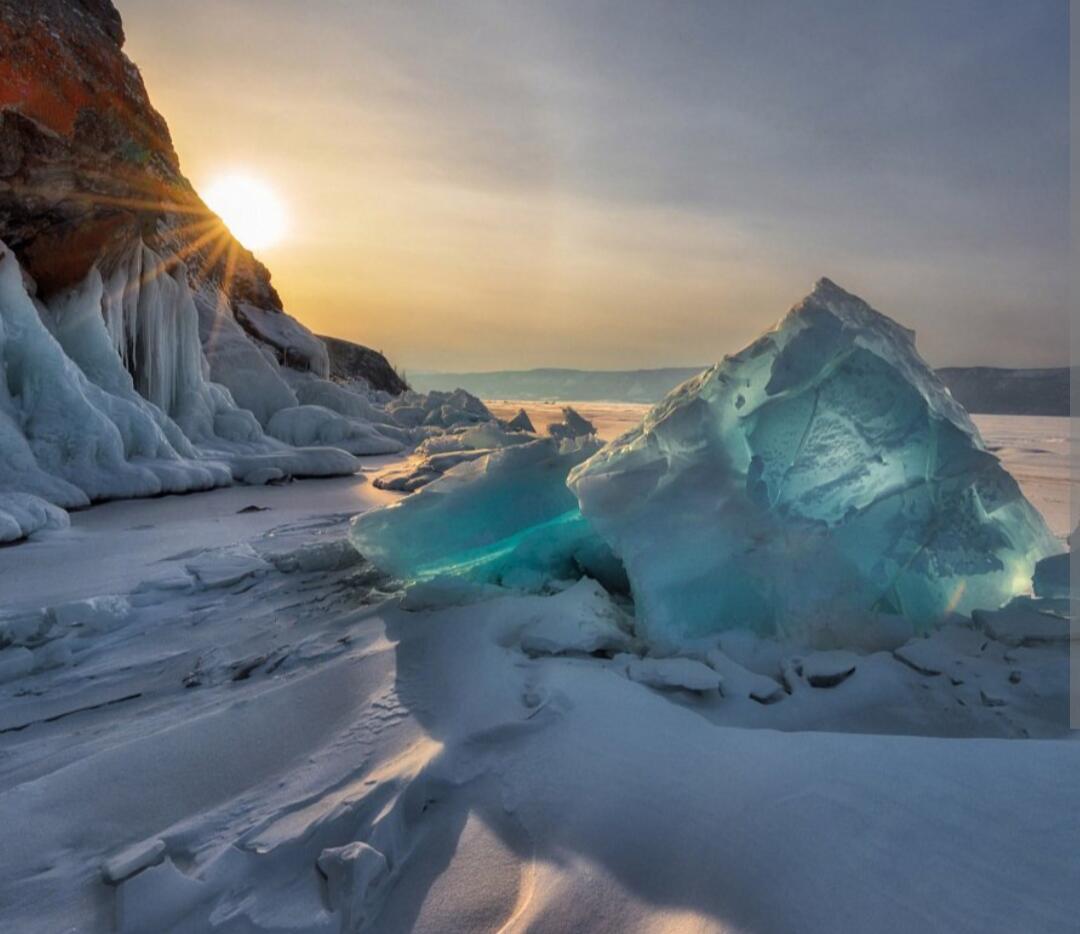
(569, 279), (1058, 647)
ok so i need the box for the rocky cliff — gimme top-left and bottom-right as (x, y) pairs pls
(0, 0), (433, 542)
(0, 0), (396, 387)
(321, 334), (409, 395)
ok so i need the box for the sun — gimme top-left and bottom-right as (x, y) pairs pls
(202, 172), (286, 251)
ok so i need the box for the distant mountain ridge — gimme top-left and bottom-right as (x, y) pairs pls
(411, 367), (706, 404)
(413, 365), (1070, 415)
(936, 367), (1070, 417)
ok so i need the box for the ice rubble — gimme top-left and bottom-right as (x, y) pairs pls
(0, 236), (474, 541)
(351, 279), (1057, 651)
(569, 279), (1057, 645)
(374, 420), (535, 492)
(547, 405), (596, 441)
(504, 407), (536, 433)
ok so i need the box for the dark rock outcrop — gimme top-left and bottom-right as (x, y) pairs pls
(321, 334), (408, 395)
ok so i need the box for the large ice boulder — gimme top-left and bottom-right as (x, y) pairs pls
(568, 279), (1057, 648)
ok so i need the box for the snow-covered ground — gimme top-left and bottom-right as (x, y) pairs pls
(0, 416), (1075, 933)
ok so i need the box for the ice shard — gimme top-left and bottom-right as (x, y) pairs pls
(349, 437), (626, 594)
(568, 279), (1057, 647)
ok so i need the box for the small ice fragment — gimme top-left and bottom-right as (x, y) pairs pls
(50, 595), (131, 634)
(893, 640), (945, 676)
(0, 610), (49, 648)
(102, 839), (167, 884)
(800, 650), (858, 687)
(1032, 551), (1069, 599)
(705, 649), (784, 703)
(547, 406), (595, 441)
(615, 654), (723, 693)
(272, 539), (362, 573)
(317, 841), (389, 930)
(973, 597), (1074, 646)
(505, 408), (536, 433)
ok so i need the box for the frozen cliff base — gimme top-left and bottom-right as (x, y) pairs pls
(0, 237), (503, 541)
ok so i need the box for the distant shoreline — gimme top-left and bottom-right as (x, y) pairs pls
(413, 365), (1069, 416)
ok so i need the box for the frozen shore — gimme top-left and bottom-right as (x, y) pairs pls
(0, 415), (1075, 933)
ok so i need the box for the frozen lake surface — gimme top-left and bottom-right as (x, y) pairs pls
(0, 412), (1075, 932)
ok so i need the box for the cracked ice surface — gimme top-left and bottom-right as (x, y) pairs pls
(568, 279), (1057, 647)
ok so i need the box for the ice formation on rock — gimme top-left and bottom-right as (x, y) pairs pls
(195, 290), (301, 427)
(234, 302), (330, 377)
(569, 279), (1057, 646)
(350, 437), (627, 593)
(0, 493), (69, 544)
(0, 242), (219, 510)
(0, 0), (433, 542)
(0, 237), (457, 541)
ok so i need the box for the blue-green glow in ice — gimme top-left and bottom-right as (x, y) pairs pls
(350, 280), (1056, 649)
(568, 279), (1057, 647)
(350, 437), (626, 593)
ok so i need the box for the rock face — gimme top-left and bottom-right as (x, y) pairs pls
(568, 279), (1057, 648)
(321, 334), (408, 395)
(0, 0), (399, 389)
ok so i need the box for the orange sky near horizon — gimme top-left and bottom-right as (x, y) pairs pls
(126, 51), (788, 373)
(119, 1), (1068, 374)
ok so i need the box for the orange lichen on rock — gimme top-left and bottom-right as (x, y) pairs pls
(0, 17), (170, 158)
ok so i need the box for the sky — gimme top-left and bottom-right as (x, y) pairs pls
(119, 0), (1068, 372)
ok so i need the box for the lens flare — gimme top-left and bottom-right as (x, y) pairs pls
(202, 172), (286, 251)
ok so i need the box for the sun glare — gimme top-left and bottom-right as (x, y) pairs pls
(202, 172), (286, 251)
